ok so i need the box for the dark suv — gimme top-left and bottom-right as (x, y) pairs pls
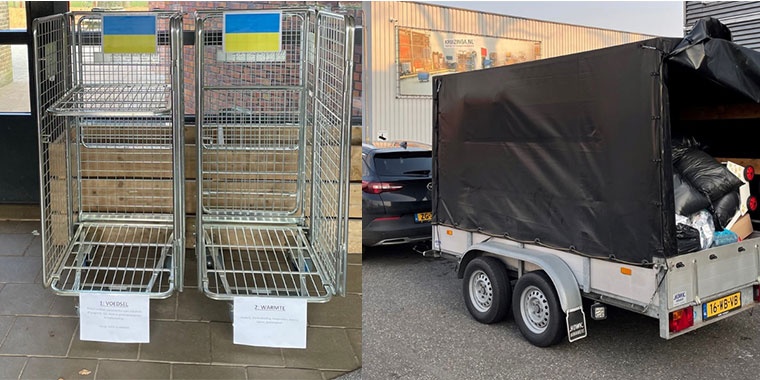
(362, 143), (432, 247)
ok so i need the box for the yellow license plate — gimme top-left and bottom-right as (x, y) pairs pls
(415, 212), (432, 223)
(703, 292), (741, 320)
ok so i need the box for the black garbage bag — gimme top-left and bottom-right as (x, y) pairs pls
(674, 173), (710, 216)
(713, 191), (740, 228)
(674, 147), (743, 201)
(676, 223), (702, 254)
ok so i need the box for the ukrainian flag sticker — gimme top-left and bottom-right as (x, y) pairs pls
(102, 14), (157, 54)
(223, 11), (282, 53)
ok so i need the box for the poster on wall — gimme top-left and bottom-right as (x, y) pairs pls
(396, 27), (542, 96)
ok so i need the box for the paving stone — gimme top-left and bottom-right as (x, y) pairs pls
(0, 283), (56, 315)
(151, 294), (178, 320)
(68, 326), (139, 360)
(0, 316), (77, 356)
(247, 367), (323, 379)
(96, 360), (170, 380)
(346, 329), (361, 364)
(0, 256), (41, 283)
(0, 233), (34, 256)
(20, 357), (97, 380)
(0, 221), (40, 234)
(48, 295), (78, 316)
(140, 320), (211, 363)
(0, 315), (14, 343)
(0, 356), (27, 380)
(24, 236), (42, 257)
(177, 290), (230, 322)
(182, 255), (199, 288)
(209, 322), (285, 366)
(172, 364), (246, 380)
(323, 370), (351, 380)
(282, 328), (359, 371)
(308, 294), (361, 329)
(346, 264), (361, 294)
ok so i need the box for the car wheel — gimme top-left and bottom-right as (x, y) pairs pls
(462, 256), (510, 324)
(512, 271), (566, 347)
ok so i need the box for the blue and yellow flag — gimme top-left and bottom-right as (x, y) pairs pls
(223, 11), (282, 53)
(102, 15), (157, 54)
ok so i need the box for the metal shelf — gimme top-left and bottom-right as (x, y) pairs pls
(49, 84), (172, 117)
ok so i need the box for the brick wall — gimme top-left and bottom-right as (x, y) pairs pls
(0, 3), (12, 87)
(149, 1), (363, 122)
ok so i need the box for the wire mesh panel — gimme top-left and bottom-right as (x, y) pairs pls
(195, 9), (353, 302)
(34, 12), (185, 298)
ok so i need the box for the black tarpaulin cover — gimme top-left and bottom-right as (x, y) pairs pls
(433, 19), (760, 264)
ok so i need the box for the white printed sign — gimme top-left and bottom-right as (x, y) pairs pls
(79, 293), (150, 343)
(233, 297), (307, 349)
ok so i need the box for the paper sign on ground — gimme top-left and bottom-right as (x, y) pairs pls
(233, 297), (307, 349)
(79, 293), (150, 343)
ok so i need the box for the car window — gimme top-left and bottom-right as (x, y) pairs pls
(362, 156), (371, 178)
(373, 151), (432, 176)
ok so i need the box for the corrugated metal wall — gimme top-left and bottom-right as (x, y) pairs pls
(365, 1), (653, 144)
(685, 1), (760, 51)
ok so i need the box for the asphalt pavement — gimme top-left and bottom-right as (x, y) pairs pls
(363, 245), (760, 379)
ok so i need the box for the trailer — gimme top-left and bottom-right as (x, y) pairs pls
(431, 19), (760, 347)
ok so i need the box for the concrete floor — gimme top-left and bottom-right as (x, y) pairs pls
(0, 218), (362, 380)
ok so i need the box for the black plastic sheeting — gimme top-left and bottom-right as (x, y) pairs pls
(432, 18), (760, 264)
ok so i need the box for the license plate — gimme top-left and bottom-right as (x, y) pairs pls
(703, 292), (741, 320)
(415, 212), (432, 223)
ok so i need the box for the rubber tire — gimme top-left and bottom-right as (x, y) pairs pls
(512, 271), (566, 347)
(462, 256), (511, 324)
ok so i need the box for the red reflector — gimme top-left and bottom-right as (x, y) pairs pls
(374, 216), (401, 222)
(362, 181), (404, 194)
(669, 306), (694, 334)
(748, 196), (758, 212)
(745, 166), (755, 182)
(754, 285), (760, 303)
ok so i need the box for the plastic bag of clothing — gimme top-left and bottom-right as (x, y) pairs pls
(674, 173), (710, 216)
(713, 229), (739, 247)
(674, 148), (743, 202)
(713, 191), (740, 228)
(676, 223), (702, 254)
(689, 210), (715, 249)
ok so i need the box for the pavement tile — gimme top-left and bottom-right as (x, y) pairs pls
(0, 256), (41, 283)
(0, 233), (34, 256)
(0, 356), (27, 380)
(209, 322), (285, 366)
(172, 364), (246, 380)
(0, 283), (56, 315)
(282, 328), (359, 371)
(247, 367), (323, 379)
(346, 329), (361, 364)
(323, 370), (350, 380)
(68, 326), (139, 360)
(140, 320), (211, 363)
(182, 255), (199, 288)
(151, 294), (178, 320)
(48, 295), (78, 316)
(346, 265), (361, 294)
(0, 221), (40, 234)
(96, 360), (170, 380)
(177, 290), (230, 322)
(20, 357), (97, 380)
(24, 236), (42, 257)
(0, 316), (77, 356)
(308, 294), (361, 329)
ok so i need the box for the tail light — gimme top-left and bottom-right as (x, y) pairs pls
(362, 181), (403, 194)
(754, 285), (760, 303)
(745, 166), (755, 182)
(669, 306), (694, 334)
(748, 196), (758, 212)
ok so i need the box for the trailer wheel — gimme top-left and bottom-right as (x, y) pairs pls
(462, 256), (510, 324)
(513, 271), (566, 347)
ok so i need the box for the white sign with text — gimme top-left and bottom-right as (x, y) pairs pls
(79, 293), (150, 343)
(233, 297), (307, 349)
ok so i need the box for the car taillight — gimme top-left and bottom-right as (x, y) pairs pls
(754, 285), (760, 303)
(745, 166), (755, 182)
(362, 181), (403, 194)
(748, 196), (758, 212)
(669, 306), (694, 334)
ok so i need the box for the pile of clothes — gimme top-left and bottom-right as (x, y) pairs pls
(673, 139), (744, 254)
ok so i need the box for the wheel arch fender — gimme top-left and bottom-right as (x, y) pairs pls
(460, 240), (583, 314)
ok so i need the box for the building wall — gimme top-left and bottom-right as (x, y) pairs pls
(685, 1), (760, 51)
(365, 1), (652, 144)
